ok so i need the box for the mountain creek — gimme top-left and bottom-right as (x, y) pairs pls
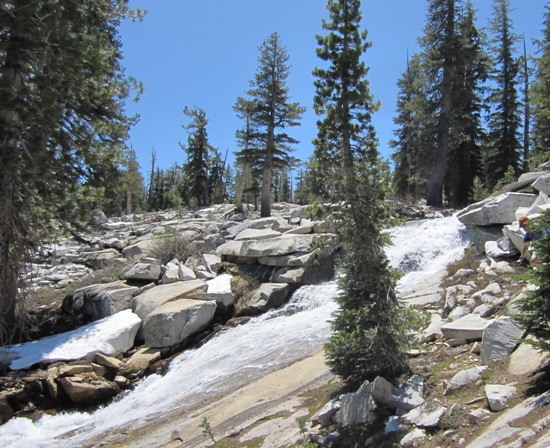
(1, 171), (550, 447)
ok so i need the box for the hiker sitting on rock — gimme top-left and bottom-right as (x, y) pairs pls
(517, 215), (550, 265)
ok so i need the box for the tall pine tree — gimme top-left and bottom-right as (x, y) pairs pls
(422, 0), (456, 207)
(445, 1), (488, 206)
(235, 32), (305, 217)
(484, 0), (522, 190)
(530, 4), (550, 167)
(390, 53), (433, 200)
(180, 107), (212, 207)
(314, 0), (408, 385)
(0, 0), (137, 337)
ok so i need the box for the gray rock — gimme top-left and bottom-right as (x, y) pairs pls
(161, 262), (180, 284)
(444, 366), (487, 395)
(225, 217), (290, 239)
(508, 340), (549, 376)
(335, 380), (377, 426)
(469, 408), (492, 425)
(485, 384), (517, 412)
(472, 282), (501, 299)
(485, 237), (519, 258)
(473, 303), (495, 318)
(236, 283), (290, 316)
(372, 376), (397, 408)
(217, 234), (329, 258)
(466, 391), (550, 448)
(457, 192), (538, 226)
(402, 399), (447, 427)
(389, 375), (424, 411)
(62, 281), (140, 320)
(178, 264), (197, 281)
(481, 317), (525, 365)
(385, 416), (409, 435)
(312, 399), (341, 428)
(531, 172), (550, 195)
(132, 279), (207, 321)
(122, 262), (162, 281)
(400, 428), (427, 447)
(441, 314), (492, 340)
(448, 306), (470, 321)
(234, 228), (282, 241)
(142, 299), (217, 348)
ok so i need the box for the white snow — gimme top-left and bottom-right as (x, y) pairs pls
(1, 310), (141, 370)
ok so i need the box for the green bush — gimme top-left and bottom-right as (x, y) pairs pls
(148, 227), (191, 264)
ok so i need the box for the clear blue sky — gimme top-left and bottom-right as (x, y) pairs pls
(119, 0), (547, 180)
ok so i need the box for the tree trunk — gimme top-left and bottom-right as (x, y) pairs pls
(126, 189), (132, 215)
(427, 0), (454, 207)
(235, 166), (247, 212)
(0, 174), (19, 338)
(261, 159), (273, 218)
(0, 39), (26, 338)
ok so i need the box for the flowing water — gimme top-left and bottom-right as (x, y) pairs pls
(0, 215), (468, 447)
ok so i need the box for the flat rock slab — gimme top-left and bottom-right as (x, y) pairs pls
(508, 342), (549, 376)
(441, 314), (492, 340)
(466, 391), (550, 448)
(402, 399), (446, 427)
(234, 228), (282, 241)
(132, 279), (207, 320)
(217, 234), (333, 258)
(457, 192), (537, 226)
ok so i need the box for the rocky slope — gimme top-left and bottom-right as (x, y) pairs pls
(1, 164), (550, 447)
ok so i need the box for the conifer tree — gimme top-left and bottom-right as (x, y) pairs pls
(515, 209), (550, 351)
(235, 32), (305, 217)
(180, 107), (212, 207)
(0, 0), (138, 336)
(422, 0), (456, 207)
(390, 53), (433, 200)
(314, 0), (408, 385)
(445, 1), (488, 206)
(124, 148), (145, 215)
(484, 0), (522, 190)
(530, 5), (550, 167)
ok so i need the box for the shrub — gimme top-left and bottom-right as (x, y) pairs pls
(148, 227), (191, 264)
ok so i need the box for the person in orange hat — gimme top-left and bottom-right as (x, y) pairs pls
(517, 216), (550, 265)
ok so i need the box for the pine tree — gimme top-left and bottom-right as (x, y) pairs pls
(422, 0), (456, 207)
(235, 32), (305, 217)
(147, 147), (157, 211)
(484, 0), (522, 190)
(314, 0), (408, 385)
(0, 0), (138, 337)
(124, 147), (145, 214)
(444, 1), (488, 207)
(180, 107), (212, 207)
(530, 5), (550, 167)
(515, 209), (550, 351)
(390, 53), (433, 200)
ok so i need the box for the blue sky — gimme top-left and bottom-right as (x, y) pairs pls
(120, 0), (547, 179)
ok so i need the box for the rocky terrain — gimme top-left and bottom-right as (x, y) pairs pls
(0, 165), (550, 447)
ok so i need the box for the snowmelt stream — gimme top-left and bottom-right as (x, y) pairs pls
(0, 215), (468, 447)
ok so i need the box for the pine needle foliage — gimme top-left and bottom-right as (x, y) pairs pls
(313, 0), (409, 386)
(325, 175), (409, 386)
(515, 209), (550, 351)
